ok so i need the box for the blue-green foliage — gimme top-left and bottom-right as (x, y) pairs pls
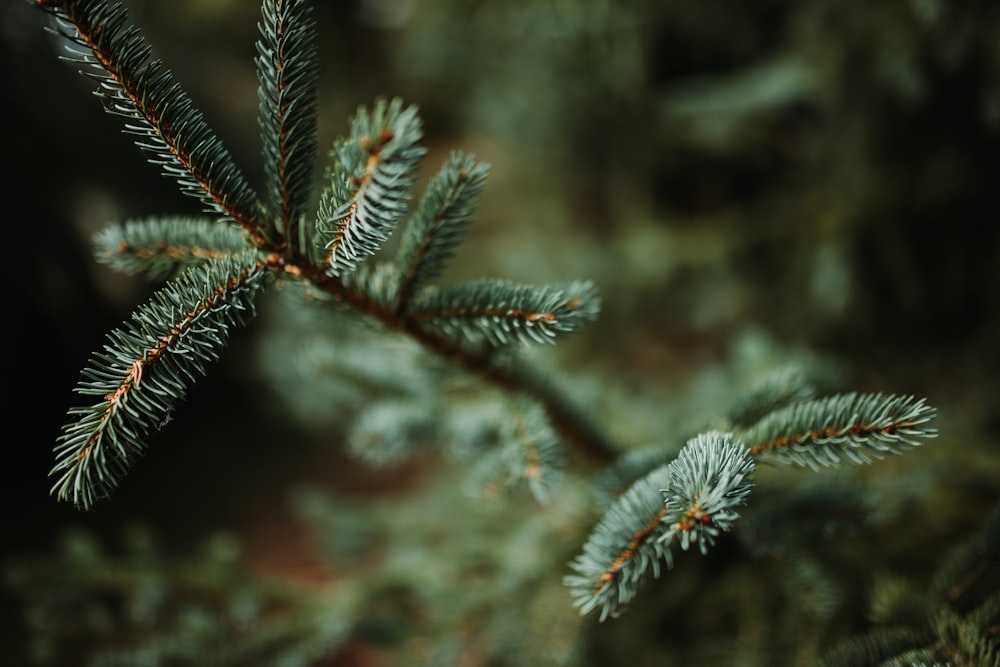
(93, 217), (250, 280)
(51, 251), (273, 509)
(24, 0), (972, 665)
(316, 98), (426, 275)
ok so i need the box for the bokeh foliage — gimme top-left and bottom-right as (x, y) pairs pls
(3, 0), (999, 665)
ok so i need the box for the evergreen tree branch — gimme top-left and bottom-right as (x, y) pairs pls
(52, 252), (278, 509)
(406, 279), (601, 346)
(93, 217), (251, 280)
(739, 393), (937, 470)
(658, 432), (755, 555)
(256, 0), (319, 256)
(290, 263), (622, 466)
(316, 98), (426, 275)
(565, 433), (754, 621)
(37, 0), (267, 244)
(564, 463), (673, 621)
(393, 151), (490, 309)
(38, 0), (620, 499)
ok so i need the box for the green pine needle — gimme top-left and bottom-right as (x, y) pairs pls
(256, 0), (319, 247)
(51, 252), (275, 509)
(739, 393), (937, 470)
(564, 463), (673, 622)
(316, 97), (427, 275)
(566, 432), (754, 621)
(658, 432), (755, 555)
(39, 0), (264, 239)
(394, 151), (490, 304)
(93, 217), (250, 280)
(408, 279), (601, 347)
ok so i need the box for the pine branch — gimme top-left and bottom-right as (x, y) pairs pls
(407, 279), (601, 347)
(51, 252), (278, 509)
(565, 433), (754, 621)
(289, 263), (622, 466)
(93, 217), (250, 280)
(39, 0), (620, 487)
(256, 0), (319, 255)
(739, 393), (937, 470)
(37, 0), (267, 244)
(316, 97), (426, 275)
(393, 151), (490, 308)
(564, 463), (673, 621)
(658, 432), (755, 555)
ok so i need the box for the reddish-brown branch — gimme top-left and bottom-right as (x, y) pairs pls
(748, 421), (918, 457)
(42, 0), (618, 469)
(296, 260), (621, 466)
(45, 0), (265, 245)
(595, 508), (668, 594)
(79, 255), (282, 459)
(324, 133), (393, 269)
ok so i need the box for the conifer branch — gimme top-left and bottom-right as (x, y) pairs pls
(286, 264), (622, 466)
(393, 151), (490, 309)
(38, 0), (621, 499)
(316, 98), (426, 275)
(22, 1), (958, 659)
(37, 0), (267, 243)
(51, 252), (278, 509)
(739, 393), (937, 470)
(565, 433), (755, 621)
(407, 279), (601, 346)
(657, 432), (755, 555)
(564, 463), (673, 621)
(256, 0), (319, 256)
(93, 217), (251, 280)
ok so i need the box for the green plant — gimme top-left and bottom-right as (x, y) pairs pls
(818, 499), (1000, 667)
(17, 0), (988, 664)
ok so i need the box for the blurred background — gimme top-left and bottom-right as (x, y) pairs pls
(1, 0), (999, 664)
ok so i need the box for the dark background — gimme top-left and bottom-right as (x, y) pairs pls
(2, 0), (999, 664)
